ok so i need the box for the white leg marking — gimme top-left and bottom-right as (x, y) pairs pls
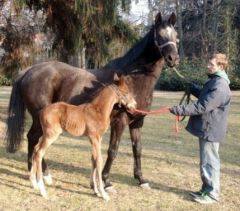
(30, 177), (39, 190)
(140, 182), (151, 189)
(38, 179), (48, 198)
(43, 174), (53, 185)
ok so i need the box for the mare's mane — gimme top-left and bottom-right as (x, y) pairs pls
(105, 28), (154, 72)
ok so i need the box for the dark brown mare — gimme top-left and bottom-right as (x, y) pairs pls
(6, 12), (179, 190)
(30, 74), (136, 200)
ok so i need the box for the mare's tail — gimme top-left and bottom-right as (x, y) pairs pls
(5, 73), (26, 152)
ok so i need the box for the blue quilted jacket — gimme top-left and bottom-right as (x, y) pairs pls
(170, 75), (231, 142)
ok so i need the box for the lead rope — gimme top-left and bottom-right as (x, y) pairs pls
(132, 107), (180, 134)
(172, 67), (192, 122)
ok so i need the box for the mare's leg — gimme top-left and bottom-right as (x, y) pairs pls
(129, 118), (150, 188)
(102, 113), (128, 189)
(27, 118), (52, 185)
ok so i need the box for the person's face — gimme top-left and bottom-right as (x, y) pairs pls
(207, 58), (219, 74)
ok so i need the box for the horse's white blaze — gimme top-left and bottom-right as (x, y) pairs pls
(160, 26), (175, 39)
(166, 26), (174, 37)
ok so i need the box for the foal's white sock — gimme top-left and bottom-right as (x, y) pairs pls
(38, 179), (48, 198)
(30, 178), (39, 190)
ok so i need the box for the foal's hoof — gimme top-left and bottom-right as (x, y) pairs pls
(30, 179), (39, 190)
(43, 174), (53, 186)
(139, 182), (151, 189)
(94, 191), (101, 198)
(38, 180), (48, 199)
(105, 185), (117, 194)
(40, 190), (48, 199)
(102, 193), (110, 201)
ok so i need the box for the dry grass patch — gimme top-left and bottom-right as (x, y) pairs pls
(0, 87), (239, 210)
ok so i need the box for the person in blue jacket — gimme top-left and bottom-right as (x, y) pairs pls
(169, 53), (231, 204)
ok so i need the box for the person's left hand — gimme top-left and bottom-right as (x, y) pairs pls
(169, 106), (178, 115)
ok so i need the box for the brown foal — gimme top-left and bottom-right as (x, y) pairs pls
(30, 74), (136, 201)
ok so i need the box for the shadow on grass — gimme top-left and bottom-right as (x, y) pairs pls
(0, 163), (102, 198)
(54, 183), (96, 198)
(0, 167), (40, 196)
(0, 163), (196, 203)
(150, 181), (194, 202)
(0, 157), (105, 197)
(0, 180), (40, 197)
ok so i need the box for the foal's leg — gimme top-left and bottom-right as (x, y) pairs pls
(90, 154), (101, 197)
(90, 137), (109, 201)
(35, 133), (59, 198)
(95, 138), (110, 201)
(27, 119), (52, 184)
(102, 113), (128, 190)
(30, 137), (42, 190)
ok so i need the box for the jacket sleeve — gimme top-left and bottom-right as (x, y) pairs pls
(170, 86), (225, 116)
(187, 83), (202, 98)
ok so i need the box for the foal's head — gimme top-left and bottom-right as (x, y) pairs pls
(113, 74), (136, 110)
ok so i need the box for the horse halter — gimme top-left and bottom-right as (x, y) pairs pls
(108, 84), (130, 106)
(154, 28), (178, 52)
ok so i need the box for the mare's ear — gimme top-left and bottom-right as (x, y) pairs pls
(168, 12), (176, 26)
(155, 12), (162, 26)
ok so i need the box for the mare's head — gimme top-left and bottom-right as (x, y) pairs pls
(113, 74), (136, 110)
(153, 12), (179, 67)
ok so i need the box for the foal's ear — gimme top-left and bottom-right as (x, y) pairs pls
(155, 12), (162, 25)
(113, 73), (120, 83)
(113, 73), (125, 86)
(168, 12), (176, 26)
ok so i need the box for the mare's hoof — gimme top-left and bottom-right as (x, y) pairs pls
(105, 185), (117, 194)
(139, 182), (151, 189)
(43, 174), (53, 185)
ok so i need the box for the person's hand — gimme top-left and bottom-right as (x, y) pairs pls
(169, 106), (178, 115)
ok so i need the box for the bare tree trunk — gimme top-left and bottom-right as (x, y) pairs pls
(201, 0), (208, 58)
(212, 0), (220, 53)
(80, 47), (86, 69)
(175, 0), (184, 57)
(226, 8), (230, 60)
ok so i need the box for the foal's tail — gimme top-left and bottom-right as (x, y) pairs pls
(5, 73), (26, 153)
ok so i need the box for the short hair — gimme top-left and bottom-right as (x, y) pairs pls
(212, 53), (229, 69)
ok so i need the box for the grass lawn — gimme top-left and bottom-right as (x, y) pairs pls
(0, 86), (239, 210)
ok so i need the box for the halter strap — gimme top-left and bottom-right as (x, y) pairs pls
(156, 41), (177, 49)
(98, 81), (129, 104)
(154, 29), (177, 51)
